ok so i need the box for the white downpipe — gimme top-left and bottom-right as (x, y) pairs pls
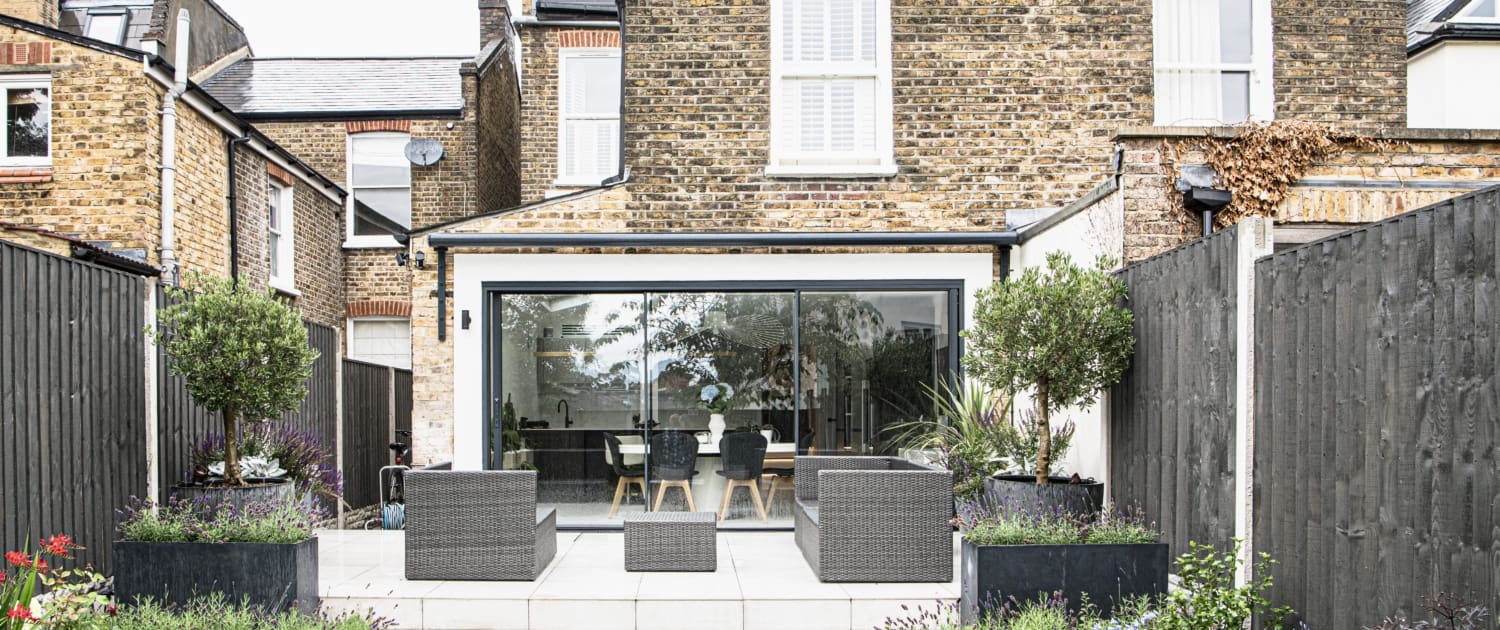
(158, 8), (189, 285)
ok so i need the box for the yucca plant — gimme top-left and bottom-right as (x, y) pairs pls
(886, 377), (1010, 499)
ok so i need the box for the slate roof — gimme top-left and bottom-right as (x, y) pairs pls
(57, 0), (155, 50)
(535, 0), (618, 20)
(1407, 0), (1500, 52)
(201, 57), (467, 119)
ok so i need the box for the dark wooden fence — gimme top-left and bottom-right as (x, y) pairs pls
(341, 359), (411, 510)
(0, 241), (149, 574)
(1109, 225), (1240, 556)
(155, 284), (339, 493)
(1253, 187), (1500, 628)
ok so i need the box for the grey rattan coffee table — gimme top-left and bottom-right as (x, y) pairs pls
(622, 511), (716, 572)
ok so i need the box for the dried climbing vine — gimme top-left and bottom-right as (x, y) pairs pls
(1166, 120), (1390, 230)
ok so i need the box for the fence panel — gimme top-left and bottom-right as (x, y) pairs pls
(0, 241), (148, 574)
(341, 359), (393, 510)
(1253, 187), (1500, 628)
(1108, 225), (1239, 556)
(394, 369), (412, 438)
(155, 286), (339, 495)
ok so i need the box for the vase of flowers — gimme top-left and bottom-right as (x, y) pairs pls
(698, 383), (735, 445)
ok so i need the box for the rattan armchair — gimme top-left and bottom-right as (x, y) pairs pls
(404, 470), (557, 581)
(792, 456), (953, 582)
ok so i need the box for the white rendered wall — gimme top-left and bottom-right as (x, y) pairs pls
(1408, 42), (1500, 129)
(449, 252), (996, 470)
(1010, 193), (1124, 483)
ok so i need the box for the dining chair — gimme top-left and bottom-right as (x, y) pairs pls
(650, 430), (700, 511)
(716, 431), (768, 522)
(604, 432), (647, 518)
(762, 430), (814, 507)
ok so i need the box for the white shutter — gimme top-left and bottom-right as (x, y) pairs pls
(1153, 0), (1223, 125)
(771, 0), (889, 170)
(559, 52), (621, 182)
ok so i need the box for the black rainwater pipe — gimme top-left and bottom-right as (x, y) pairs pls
(602, 0), (627, 185)
(226, 134), (252, 285)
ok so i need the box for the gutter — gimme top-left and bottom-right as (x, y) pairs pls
(226, 134), (252, 284)
(157, 8), (190, 286)
(512, 16), (619, 27)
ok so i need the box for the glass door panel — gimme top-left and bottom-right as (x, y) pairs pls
(494, 293), (646, 527)
(799, 291), (951, 456)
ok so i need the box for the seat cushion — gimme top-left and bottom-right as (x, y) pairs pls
(795, 498), (820, 526)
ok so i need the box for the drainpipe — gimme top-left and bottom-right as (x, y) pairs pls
(601, 0), (627, 185)
(158, 8), (190, 285)
(225, 134), (252, 285)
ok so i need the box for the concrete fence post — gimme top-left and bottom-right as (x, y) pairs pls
(143, 281), (160, 506)
(1233, 216), (1273, 586)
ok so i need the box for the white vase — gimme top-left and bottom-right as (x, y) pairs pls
(760, 429), (775, 443)
(709, 413), (726, 445)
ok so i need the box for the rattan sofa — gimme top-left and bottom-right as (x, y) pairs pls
(404, 470), (557, 581)
(792, 456), (953, 582)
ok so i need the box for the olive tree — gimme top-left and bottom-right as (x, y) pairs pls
(153, 274), (319, 486)
(963, 252), (1134, 484)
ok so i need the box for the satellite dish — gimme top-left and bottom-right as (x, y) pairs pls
(404, 138), (445, 166)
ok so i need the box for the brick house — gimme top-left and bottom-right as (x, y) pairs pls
(382, 0), (1500, 530)
(0, 2), (348, 333)
(200, 50), (521, 368)
(1407, 0), (1500, 128)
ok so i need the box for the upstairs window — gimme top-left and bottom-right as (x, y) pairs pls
(2, 75), (49, 166)
(84, 11), (128, 45)
(1457, 0), (1498, 21)
(267, 180), (294, 291)
(347, 132), (411, 246)
(350, 317), (412, 369)
(1152, 0), (1272, 125)
(557, 49), (621, 186)
(769, 0), (894, 177)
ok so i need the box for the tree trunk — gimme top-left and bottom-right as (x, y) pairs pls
(222, 406), (243, 486)
(1035, 378), (1050, 484)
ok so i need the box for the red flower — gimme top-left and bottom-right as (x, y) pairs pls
(6, 604), (32, 621)
(3, 551), (27, 568)
(0, 569), (6, 583)
(106, 604), (118, 617)
(41, 534), (73, 556)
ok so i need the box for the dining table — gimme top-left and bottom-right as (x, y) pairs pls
(614, 436), (796, 517)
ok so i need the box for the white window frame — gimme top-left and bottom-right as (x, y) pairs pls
(767, 0), (895, 178)
(348, 316), (412, 369)
(1455, 0), (1500, 22)
(84, 10), (129, 45)
(555, 48), (621, 188)
(1151, 0), (1274, 126)
(267, 180), (295, 293)
(345, 131), (410, 249)
(1, 74), (51, 167)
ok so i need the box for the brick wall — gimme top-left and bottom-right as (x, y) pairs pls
(0, 0), (57, 27)
(478, 0), (510, 49)
(476, 38), (522, 212)
(1116, 128), (1500, 262)
(1272, 0), (1407, 127)
(0, 25), (163, 258)
(517, 25), (580, 200)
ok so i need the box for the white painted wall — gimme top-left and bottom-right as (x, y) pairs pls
(448, 252), (997, 470)
(1010, 192), (1125, 483)
(1408, 42), (1500, 129)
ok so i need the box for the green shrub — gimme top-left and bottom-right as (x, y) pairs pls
(956, 502), (1158, 547)
(110, 594), (390, 630)
(1152, 540), (1292, 630)
(117, 496), (317, 544)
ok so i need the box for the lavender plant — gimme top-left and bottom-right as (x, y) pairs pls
(117, 495), (320, 544)
(955, 500), (1158, 547)
(110, 593), (392, 630)
(193, 423), (344, 504)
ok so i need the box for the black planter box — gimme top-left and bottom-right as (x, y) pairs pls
(982, 476), (1105, 520)
(960, 540), (1168, 624)
(113, 538), (318, 615)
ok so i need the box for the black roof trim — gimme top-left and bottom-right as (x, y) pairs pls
(234, 109), (465, 122)
(535, 0), (618, 19)
(428, 230), (1020, 249)
(1409, 21), (1500, 55)
(0, 12), (146, 60)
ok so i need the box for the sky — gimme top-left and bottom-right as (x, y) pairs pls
(214, 0), (481, 57)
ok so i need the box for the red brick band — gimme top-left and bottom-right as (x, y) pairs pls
(267, 163), (295, 187)
(346, 120), (412, 134)
(0, 43), (51, 65)
(558, 31), (620, 48)
(0, 167), (52, 184)
(347, 300), (412, 318)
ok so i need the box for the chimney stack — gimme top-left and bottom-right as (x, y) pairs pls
(0, 0), (60, 28)
(478, 0), (513, 48)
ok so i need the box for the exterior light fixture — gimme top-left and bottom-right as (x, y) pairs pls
(395, 252), (410, 266)
(413, 250), (426, 269)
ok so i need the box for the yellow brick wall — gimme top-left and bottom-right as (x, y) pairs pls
(0, 0), (57, 27)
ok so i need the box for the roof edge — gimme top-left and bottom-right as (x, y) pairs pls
(0, 12), (147, 61)
(412, 183), (627, 236)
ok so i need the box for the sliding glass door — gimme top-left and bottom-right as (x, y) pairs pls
(487, 283), (955, 529)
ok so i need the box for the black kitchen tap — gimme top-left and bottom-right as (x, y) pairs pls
(557, 399), (572, 428)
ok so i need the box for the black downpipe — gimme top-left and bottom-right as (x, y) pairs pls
(602, 0), (626, 185)
(998, 245), (1012, 283)
(226, 134), (252, 285)
(437, 246), (449, 341)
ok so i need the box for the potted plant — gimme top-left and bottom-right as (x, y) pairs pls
(113, 497), (321, 614)
(497, 393), (532, 469)
(965, 252), (1133, 514)
(192, 422), (345, 512)
(956, 500), (1168, 624)
(698, 382), (735, 445)
(150, 273), (320, 503)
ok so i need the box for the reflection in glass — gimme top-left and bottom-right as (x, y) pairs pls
(6, 88), (48, 158)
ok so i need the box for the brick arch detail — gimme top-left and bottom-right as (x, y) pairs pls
(347, 300), (412, 318)
(346, 120), (412, 134)
(558, 31), (620, 48)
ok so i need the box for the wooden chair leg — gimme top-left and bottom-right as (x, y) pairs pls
(718, 481), (734, 520)
(681, 481), (697, 512)
(747, 479), (768, 523)
(609, 476), (627, 518)
(653, 482), (668, 511)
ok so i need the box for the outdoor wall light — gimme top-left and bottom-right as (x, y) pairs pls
(413, 250), (426, 269)
(395, 252), (410, 266)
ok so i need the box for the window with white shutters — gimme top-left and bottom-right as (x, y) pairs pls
(769, 0), (893, 177)
(267, 180), (294, 291)
(557, 49), (621, 186)
(1152, 0), (1272, 126)
(350, 317), (412, 369)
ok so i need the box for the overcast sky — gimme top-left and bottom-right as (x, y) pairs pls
(215, 0), (480, 57)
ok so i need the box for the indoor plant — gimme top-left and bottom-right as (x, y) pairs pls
(151, 273), (320, 492)
(965, 252), (1133, 512)
(956, 499), (1167, 624)
(113, 496), (322, 614)
(698, 382), (736, 444)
